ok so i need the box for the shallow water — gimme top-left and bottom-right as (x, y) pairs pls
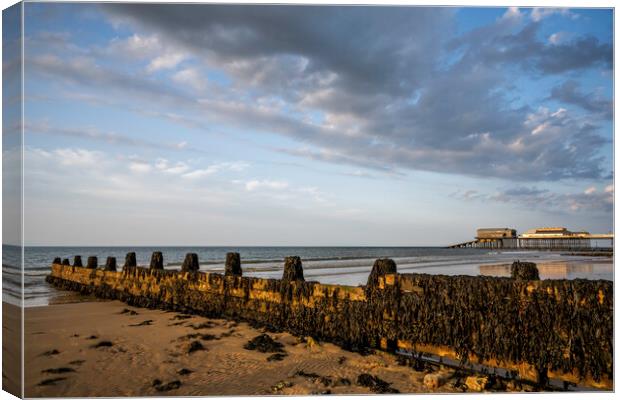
(2, 245), (613, 307)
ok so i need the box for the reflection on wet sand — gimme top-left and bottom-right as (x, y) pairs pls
(479, 261), (613, 280)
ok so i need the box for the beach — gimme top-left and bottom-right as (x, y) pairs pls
(15, 249), (613, 396)
(23, 300), (467, 397)
(3, 303), (21, 397)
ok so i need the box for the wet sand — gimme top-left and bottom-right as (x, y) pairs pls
(24, 300), (465, 397)
(3, 302), (22, 397)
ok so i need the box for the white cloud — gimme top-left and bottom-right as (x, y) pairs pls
(531, 8), (575, 22)
(54, 148), (104, 167)
(147, 52), (186, 73)
(604, 184), (614, 193)
(129, 161), (152, 173)
(154, 158), (190, 174)
(245, 180), (289, 191)
(181, 166), (220, 179)
(501, 7), (522, 21)
(298, 186), (327, 203)
(107, 33), (187, 73)
(584, 186), (597, 195)
(548, 31), (570, 45)
(172, 68), (208, 91)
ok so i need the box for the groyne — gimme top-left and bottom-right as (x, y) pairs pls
(46, 253), (613, 390)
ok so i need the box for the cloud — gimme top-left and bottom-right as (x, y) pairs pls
(54, 148), (104, 167)
(172, 68), (208, 91)
(456, 184), (613, 214)
(147, 52), (186, 73)
(154, 159), (190, 174)
(502, 7), (522, 21)
(584, 186), (597, 195)
(549, 80), (612, 119)
(106, 33), (187, 73)
(129, 161), (152, 173)
(452, 20), (611, 75)
(25, 120), (201, 152)
(244, 180), (288, 191)
(27, 4), (611, 182)
(181, 161), (249, 179)
(548, 31), (571, 45)
(530, 7), (577, 22)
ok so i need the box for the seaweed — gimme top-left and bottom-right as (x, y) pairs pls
(356, 373), (399, 393)
(46, 256), (613, 387)
(244, 334), (285, 353)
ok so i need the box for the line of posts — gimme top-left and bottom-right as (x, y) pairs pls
(53, 252), (306, 281)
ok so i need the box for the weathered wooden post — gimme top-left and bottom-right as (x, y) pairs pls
(87, 256), (98, 269)
(366, 258), (399, 352)
(225, 252), (242, 276)
(124, 252), (137, 268)
(73, 255), (83, 267)
(104, 257), (117, 271)
(52, 257), (61, 265)
(150, 251), (164, 270)
(62, 258), (71, 266)
(510, 260), (539, 280)
(181, 253), (199, 272)
(367, 258), (397, 287)
(282, 256), (304, 281)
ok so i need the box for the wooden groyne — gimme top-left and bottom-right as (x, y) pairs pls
(46, 253), (613, 390)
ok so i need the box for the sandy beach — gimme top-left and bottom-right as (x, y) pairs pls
(24, 300), (468, 397)
(3, 303), (22, 397)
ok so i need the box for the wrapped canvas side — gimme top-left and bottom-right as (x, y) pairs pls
(2, 2), (24, 398)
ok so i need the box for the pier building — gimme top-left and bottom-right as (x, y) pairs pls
(448, 226), (613, 250)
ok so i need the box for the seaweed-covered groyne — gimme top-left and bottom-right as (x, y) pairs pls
(46, 254), (612, 389)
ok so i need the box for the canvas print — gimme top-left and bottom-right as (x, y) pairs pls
(1, 2), (614, 398)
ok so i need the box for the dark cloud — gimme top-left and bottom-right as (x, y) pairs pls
(102, 4), (452, 97)
(452, 20), (612, 75)
(503, 186), (549, 197)
(550, 80), (612, 119)
(30, 4), (612, 182)
(455, 184), (613, 214)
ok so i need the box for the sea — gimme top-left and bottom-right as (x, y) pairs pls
(2, 245), (613, 307)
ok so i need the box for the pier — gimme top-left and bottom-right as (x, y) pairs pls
(448, 227), (613, 250)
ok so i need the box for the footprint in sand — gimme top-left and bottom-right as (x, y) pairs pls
(152, 379), (182, 392)
(68, 360), (85, 366)
(171, 314), (193, 321)
(91, 340), (113, 349)
(37, 377), (67, 386)
(177, 368), (193, 376)
(189, 321), (217, 330)
(41, 367), (76, 374)
(40, 349), (60, 357)
(129, 320), (153, 327)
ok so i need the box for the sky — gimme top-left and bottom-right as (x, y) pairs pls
(8, 3), (614, 246)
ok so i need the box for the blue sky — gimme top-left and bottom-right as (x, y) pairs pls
(13, 4), (613, 246)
